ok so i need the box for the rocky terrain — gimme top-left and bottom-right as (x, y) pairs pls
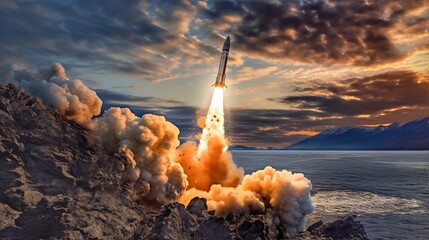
(0, 83), (368, 239)
(132, 197), (368, 240)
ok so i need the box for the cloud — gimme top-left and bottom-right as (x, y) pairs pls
(149, 0), (196, 34)
(230, 106), (429, 147)
(233, 66), (278, 83)
(0, 0), (219, 82)
(228, 108), (330, 146)
(96, 89), (184, 107)
(2, 0), (426, 87)
(201, 0), (428, 66)
(278, 70), (429, 116)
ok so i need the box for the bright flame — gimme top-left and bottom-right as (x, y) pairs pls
(197, 87), (226, 156)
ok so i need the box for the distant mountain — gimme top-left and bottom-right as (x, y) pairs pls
(229, 145), (261, 150)
(287, 117), (429, 150)
(229, 145), (286, 150)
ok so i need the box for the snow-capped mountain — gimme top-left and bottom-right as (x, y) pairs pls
(287, 117), (429, 150)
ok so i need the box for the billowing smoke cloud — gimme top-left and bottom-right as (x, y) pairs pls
(0, 63), (102, 124)
(180, 166), (313, 234)
(241, 167), (313, 233)
(278, 70), (429, 116)
(175, 141), (243, 190)
(0, 63), (314, 234)
(93, 107), (188, 206)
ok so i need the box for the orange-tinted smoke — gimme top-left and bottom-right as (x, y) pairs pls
(175, 87), (244, 191)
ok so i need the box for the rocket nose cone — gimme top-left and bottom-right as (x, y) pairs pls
(223, 36), (230, 51)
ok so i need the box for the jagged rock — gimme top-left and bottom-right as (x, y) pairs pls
(304, 215), (369, 240)
(194, 216), (232, 240)
(186, 197), (208, 217)
(0, 203), (19, 230)
(152, 203), (198, 239)
(236, 219), (267, 240)
(307, 220), (323, 232)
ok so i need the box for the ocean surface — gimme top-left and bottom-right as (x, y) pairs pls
(231, 150), (429, 240)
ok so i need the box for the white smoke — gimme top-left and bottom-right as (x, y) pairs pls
(0, 63), (102, 124)
(242, 167), (314, 233)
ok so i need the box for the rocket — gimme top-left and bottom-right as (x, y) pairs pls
(212, 36), (230, 88)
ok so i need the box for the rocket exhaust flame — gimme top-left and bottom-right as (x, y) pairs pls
(197, 87), (226, 157)
(176, 85), (243, 191)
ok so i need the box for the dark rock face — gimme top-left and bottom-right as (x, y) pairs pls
(194, 217), (231, 240)
(304, 215), (369, 240)
(186, 197), (208, 216)
(236, 219), (267, 239)
(0, 84), (147, 239)
(0, 84), (369, 239)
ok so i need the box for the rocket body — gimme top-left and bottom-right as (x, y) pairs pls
(212, 36), (230, 88)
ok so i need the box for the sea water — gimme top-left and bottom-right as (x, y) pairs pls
(231, 150), (429, 240)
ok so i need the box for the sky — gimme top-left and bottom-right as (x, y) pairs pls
(0, 0), (428, 147)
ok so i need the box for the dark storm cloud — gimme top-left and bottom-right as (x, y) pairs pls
(278, 70), (429, 116)
(96, 89), (184, 106)
(201, 0), (428, 66)
(2, 0), (426, 79)
(226, 108), (326, 145)
(0, 0), (218, 81)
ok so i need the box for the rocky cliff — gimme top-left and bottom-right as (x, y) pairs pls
(0, 84), (368, 239)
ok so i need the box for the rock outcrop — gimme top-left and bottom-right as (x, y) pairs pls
(0, 84), (368, 239)
(303, 216), (368, 239)
(0, 83), (147, 239)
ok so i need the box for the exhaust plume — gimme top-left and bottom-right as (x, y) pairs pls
(179, 166), (313, 234)
(175, 88), (244, 191)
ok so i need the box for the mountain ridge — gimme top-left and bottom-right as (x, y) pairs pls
(287, 117), (429, 150)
